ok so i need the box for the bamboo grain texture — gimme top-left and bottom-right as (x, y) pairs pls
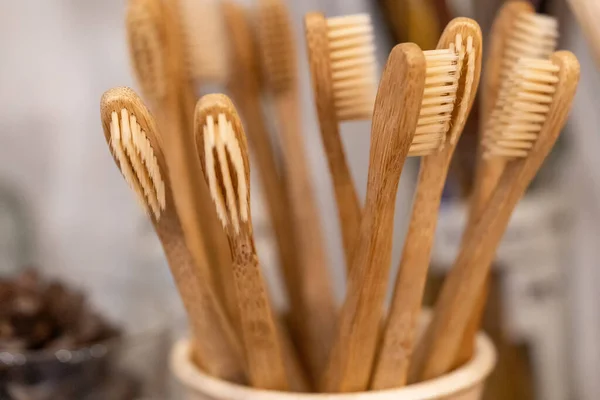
(322, 43), (425, 393)
(411, 52), (580, 382)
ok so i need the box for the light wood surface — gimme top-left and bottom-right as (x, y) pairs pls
(126, 0), (237, 331)
(322, 43), (425, 393)
(471, 1), (535, 225)
(257, 0), (337, 382)
(304, 12), (374, 270)
(100, 87), (245, 382)
(223, 0), (302, 347)
(457, 1), (557, 367)
(371, 18), (482, 390)
(195, 94), (288, 390)
(166, 0), (239, 332)
(223, 3), (309, 390)
(410, 51), (580, 382)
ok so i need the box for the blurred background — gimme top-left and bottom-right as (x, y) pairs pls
(0, 0), (599, 399)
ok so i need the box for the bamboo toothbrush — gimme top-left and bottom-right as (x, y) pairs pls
(411, 51), (580, 382)
(370, 18), (482, 390)
(222, 0), (301, 335)
(100, 87), (245, 382)
(169, 0), (237, 314)
(257, 0), (337, 381)
(304, 12), (377, 270)
(194, 92), (309, 392)
(175, 2), (309, 389)
(220, 4), (311, 389)
(322, 43), (426, 393)
(455, 2), (559, 368)
(127, 0), (237, 328)
(474, 1), (558, 220)
(194, 93), (288, 390)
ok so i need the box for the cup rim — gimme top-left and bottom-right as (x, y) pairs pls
(170, 333), (496, 399)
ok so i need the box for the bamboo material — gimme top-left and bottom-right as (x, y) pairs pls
(194, 94), (288, 390)
(371, 18), (482, 390)
(322, 43), (425, 393)
(257, 0), (337, 382)
(126, 0), (236, 327)
(457, 1), (558, 367)
(167, 0), (238, 329)
(100, 87), (245, 382)
(222, 0), (301, 337)
(411, 52), (580, 382)
(304, 12), (377, 270)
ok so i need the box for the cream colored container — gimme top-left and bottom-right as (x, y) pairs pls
(171, 332), (496, 400)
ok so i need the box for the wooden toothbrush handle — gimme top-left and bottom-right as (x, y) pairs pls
(453, 161), (503, 367)
(273, 89), (337, 381)
(177, 81), (240, 336)
(230, 86), (304, 326)
(454, 121), (508, 369)
(371, 153), (451, 389)
(275, 318), (311, 392)
(230, 236), (288, 390)
(452, 274), (491, 368)
(317, 114), (361, 272)
(156, 209), (245, 382)
(412, 159), (544, 381)
(305, 12), (361, 270)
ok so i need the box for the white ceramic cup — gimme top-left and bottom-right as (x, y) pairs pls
(170, 332), (496, 400)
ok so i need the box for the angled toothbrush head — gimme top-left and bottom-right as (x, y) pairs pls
(100, 87), (168, 221)
(194, 94), (251, 234)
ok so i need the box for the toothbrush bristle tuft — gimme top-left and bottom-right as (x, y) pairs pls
(109, 109), (166, 219)
(484, 58), (559, 159)
(202, 113), (249, 233)
(409, 48), (459, 156)
(503, 12), (558, 75)
(326, 13), (377, 121)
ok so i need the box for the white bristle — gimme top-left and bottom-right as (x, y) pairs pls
(178, 0), (229, 84)
(409, 46), (460, 156)
(326, 13), (377, 121)
(484, 58), (559, 159)
(447, 35), (476, 145)
(203, 114), (249, 233)
(109, 109), (166, 219)
(501, 12), (558, 78)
